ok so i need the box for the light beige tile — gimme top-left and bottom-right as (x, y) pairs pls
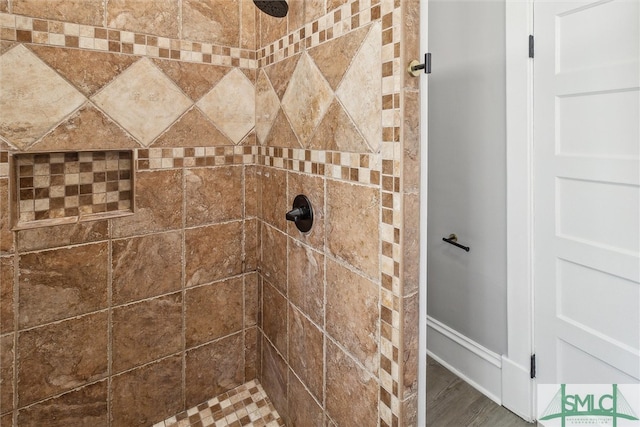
(255, 70), (280, 144)
(107, 0), (179, 38)
(197, 69), (255, 144)
(183, 0), (240, 46)
(0, 45), (85, 149)
(281, 53), (333, 145)
(91, 58), (192, 146)
(335, 23), (382, 152)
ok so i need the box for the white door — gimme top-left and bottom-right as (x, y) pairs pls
(534, 0), (640, 384)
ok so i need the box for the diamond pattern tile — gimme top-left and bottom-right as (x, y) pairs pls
(0, 45), (86, 149)
(281, 52), (333, 145)
(336, 23), (382, 152)
(91, 58), (193, 147)
(255, 70), (280, 144)
(197, 68), (256, 144)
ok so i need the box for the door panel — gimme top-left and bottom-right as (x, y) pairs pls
(534, 0), (640, 383)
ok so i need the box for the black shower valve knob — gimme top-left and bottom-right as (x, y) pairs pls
(285, 194), (314, 233)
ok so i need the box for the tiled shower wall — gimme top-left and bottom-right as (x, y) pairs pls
(253, 1), (421, 426)
(0, 0), (421, 426)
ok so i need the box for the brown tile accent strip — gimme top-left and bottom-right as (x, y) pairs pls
(157, 379), (284, 427)
(134, 146), (381, 187)
(0, 13), (257, 68)
(13, 150), (133, 227)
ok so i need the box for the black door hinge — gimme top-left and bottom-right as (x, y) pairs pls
(529, 35), (534, 58)
(530, 354), (536, 379)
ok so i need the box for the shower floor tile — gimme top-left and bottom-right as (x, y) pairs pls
(154, 380), (284, 427)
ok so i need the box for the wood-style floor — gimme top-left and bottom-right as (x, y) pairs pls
(426, 357), (537, 427)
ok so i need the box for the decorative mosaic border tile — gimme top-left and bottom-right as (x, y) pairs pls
(0, 12), (257, 68)
(258, 0), (389, 67)
(11, 150), (134, 228)
(134, 146), (383, 187)
(155, 380), (284, 427)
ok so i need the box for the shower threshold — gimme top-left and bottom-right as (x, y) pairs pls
(153, 379), (284, 427)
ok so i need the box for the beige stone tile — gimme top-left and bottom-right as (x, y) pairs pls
(112, 169), (183, 238)
(185, 333), (244, 408)
(185, 166), (243, 227)
(185, 221), (243, 287)
(288, 305), (323, 402)
(111, 355), (183, 427)
(0, 0), (7, 12)
(403, 90), (421, 193)
(402, 192), (420, 296)
(259, 10), (287, 48)
(262, 280), (287, 357)
(327, 0), (349, 13)
(197, 69), (255, 144)
(287, 238), (324, 326)
(185, 277), (243, 348)
(336, 23), (382, 152)
(403, 0), (422, 91)
(286, 172), (325, 250)
(306, 0), (326, 23)
(32, 105), (139, 152)
(112, 293), (182, 373)
(0, 45), (86, 149)
(17, 381), (108, 427)
(281, 53), (333, 146)
(326, 180), (380, 279)
(245, 272), (259, 327)
(12, 0), (104, 25)
(326, 340), (378, 427)
(18, 243), (108, 328)
(255, 70), (281, 144)
(183, 0), (240, 46)
(107, 0), (179, 38)
(245, 326), (259, 380)
(28, 46), (139, 97)
(309, 99), (370, 152)
(241, 0), (257, 50)
(0, 256), (13, 333)
(260, 167), (287, 231)
(307, 25), (371, 91)
(245, 166), (259, 218)
(287, 372), (324, 427)
(153, 107), (233, 147)
(263, 54), (300, 100)
(91, 58), (192, 146)
(401, 393), (419, 427)
(286, 0), (305, 32)
(18, 312), (108, 406)
(0, 179), (11, 253)
(402, 293), (419, 397)
(245, 218), (259, 273)
(112, 231), (182, 305)
(16, 220), (108, 252)
(261, 224), (287, 294)
(326, 258), (379, 373)
(0, 333), (14, 414)
(261, 337), (287, 419)
(263, 108), (301, 148)
(151, 60), (230, 102)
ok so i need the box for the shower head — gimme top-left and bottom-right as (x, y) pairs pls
(253, 0), (288, 18)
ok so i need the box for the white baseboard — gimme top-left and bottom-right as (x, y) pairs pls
(426, 316), (502, 405)
(501, 356), (535, 421)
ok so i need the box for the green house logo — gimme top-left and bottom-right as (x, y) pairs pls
(540, 384), (639, 427)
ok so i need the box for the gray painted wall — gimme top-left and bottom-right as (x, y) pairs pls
(427, 0), (507, 354)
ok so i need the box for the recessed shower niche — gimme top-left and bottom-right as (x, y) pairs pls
(11, 150), (135, 229)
